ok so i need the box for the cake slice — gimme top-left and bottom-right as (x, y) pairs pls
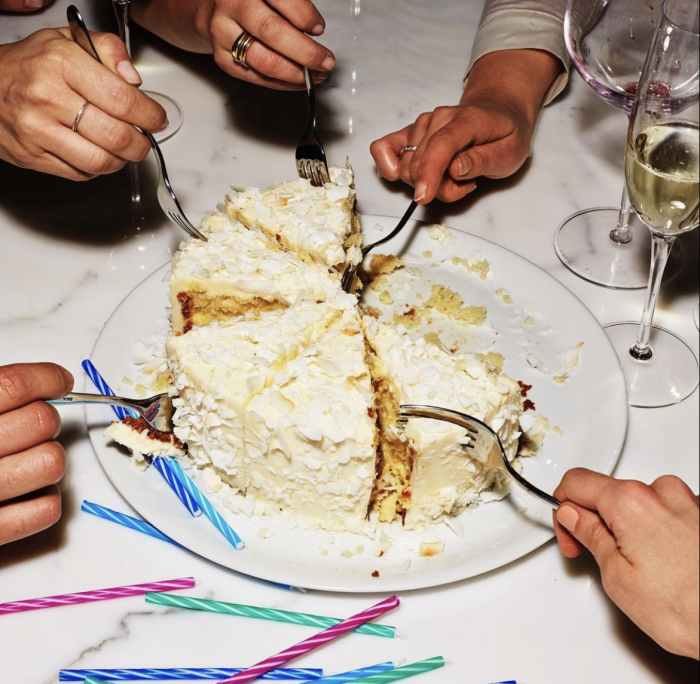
(363, 317), (524, 529)
(166, 293), (378, 531)
(170, 213), (340, 335)
(225, 166), (362, 271)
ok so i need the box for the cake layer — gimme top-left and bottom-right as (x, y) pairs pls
(363, 317), (524, 529)
(167, 293), (378, 531)
(225, 166), (362, 270)
(169, 213), (340, 334)
(105, 417), (186, 462)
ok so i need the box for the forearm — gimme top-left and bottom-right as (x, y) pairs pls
(131, 0), (214, 53)
(462, 49), (562, 128)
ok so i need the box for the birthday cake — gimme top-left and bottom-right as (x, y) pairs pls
(108, 169), (532, 533)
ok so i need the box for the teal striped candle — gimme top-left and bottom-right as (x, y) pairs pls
(145, 593), (396, 639)
(348, 657), (445, 683)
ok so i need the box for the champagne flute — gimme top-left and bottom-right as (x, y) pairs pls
(605, 0), (699, 408)
(557, 0), (683, 289)
(111, 0), (183, 143)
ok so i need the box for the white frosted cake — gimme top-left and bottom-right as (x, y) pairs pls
(166, 293), (378, 531)
(226, 166), (362, 270)
(363, 317), (523, 528)
(170, 213), (340, 335)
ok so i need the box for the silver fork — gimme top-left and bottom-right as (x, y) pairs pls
(50, 392), (175, 433)
(340, 200), (418, 292)
(67, 5), (206, 242)
(296, 67), (331, 188)
(398, 405), (561, 509)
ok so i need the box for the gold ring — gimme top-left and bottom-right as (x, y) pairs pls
(400, 145), (419, 157)
(231, 30), (256, 68)
(72, 100), (90, 133)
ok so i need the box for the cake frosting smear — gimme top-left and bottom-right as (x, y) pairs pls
(107, 166), (535, 534)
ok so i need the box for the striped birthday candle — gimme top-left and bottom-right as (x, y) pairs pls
(346, 657), (445, 683)
(153, 456), (202, 518)
(215, 596), (401, 684)
(59, 667), (324, 681)
(167, 458), (245, 550)
(82, 359), (137, 420)
(310, 663), (395, 683)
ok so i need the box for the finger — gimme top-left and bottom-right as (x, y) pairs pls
(214, 45), (310, 91)
(234, 1), (335, 71)
(553, 468), (622, 517)
(42, 124), (127, 176)
(0, 0), (47, 12)
(433, 178), (477, 204)
(265, 0), (326, 35)
(555, 503), (620, 567)
(447, 137), (526, 182)
(18, 150), (95, 182)
(61, 47), (167, 133)
(0, 485), (62, 547)
(0, 441), (66, 503)
(60, 95), (151, 163)
(370, 127), (411, 181)
(0, 363), (73, 414)
(90, 31), (143, 86)
(400, 115), (432, 188)
(0, 402), (62, 458)
(553, 511), (586, 558)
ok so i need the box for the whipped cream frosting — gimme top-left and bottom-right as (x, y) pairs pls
(225, 166), (361, 269)
(105, 419), (186, 463)
(166, 293), (378, 531)
(363, 317), (523, 528)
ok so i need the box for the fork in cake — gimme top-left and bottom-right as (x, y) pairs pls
(399, 405), (562, 509)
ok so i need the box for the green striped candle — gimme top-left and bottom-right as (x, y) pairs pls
(84, 679), (109, 684)
(348, 657), (445, 682)
(145, 593), (396, 639)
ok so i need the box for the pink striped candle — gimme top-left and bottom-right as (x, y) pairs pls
(217, 596), (401, 684)
(0, 577), (195, 615)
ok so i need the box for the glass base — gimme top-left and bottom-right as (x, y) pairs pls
(146, 92), (183, 143)
(605, 322), (699, 408)
(695, 303), (699, 332)
(555, 207), (683, 289)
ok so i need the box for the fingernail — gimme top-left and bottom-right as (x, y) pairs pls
(25, 0), (44, 9)
(312, 23), (325, 36)
(458, 156), (472, 177)
(414, 182), (428, 202)
(321, 55), (336, 72)
(557, 506), (580, 532)
(158, 118), (170, 133)
(117, 60), (142, 86)
(376, 167), (385, 180)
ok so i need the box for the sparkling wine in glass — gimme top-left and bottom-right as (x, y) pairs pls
(605, 0), (699, 408)
(111, 0), (183, 144)
(557, 0), (683, 289)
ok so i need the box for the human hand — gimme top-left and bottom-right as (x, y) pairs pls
(0, 28), (167, 180)
(0, 0), (52, 12)
(0, 363), (73, 547)
(371, 49), (562, 204)
(206, 0), (336, 90)
(554, 469), (700, 660)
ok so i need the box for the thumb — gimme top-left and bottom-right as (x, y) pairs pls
(556, 504), (620, 568)
(0, 0), (49, 12)
(90, 32), (143, 86)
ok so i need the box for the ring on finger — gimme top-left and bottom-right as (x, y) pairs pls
(400, 145), (419, 157)
(72, 100), (90, 134)
(231, 31), (256, 68)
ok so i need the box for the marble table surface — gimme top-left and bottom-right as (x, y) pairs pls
(1, 1), (698, 683)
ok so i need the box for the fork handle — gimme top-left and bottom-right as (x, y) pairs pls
(49, 393), (142, 415)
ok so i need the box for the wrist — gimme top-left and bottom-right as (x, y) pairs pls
(462, 49), (562, 128)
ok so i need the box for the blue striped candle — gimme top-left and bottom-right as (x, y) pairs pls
(167, 459), (245, 550)
(59, 667), (324, 681)
(347, 657), (445, 683)
(81, 501), (183, 548)
(82, 359), (138, 420)
(154, 457), (202, 518)
(310, 663), (395, 683)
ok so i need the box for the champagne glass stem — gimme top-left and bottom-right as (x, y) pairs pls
(611, 183), (633, 244)
(631, 234), (675, 361)
(112, 0), (131, 51)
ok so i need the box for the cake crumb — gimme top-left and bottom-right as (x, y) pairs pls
(372, 571), (380, 578)
(258, 527), (276, 540)
(524, 316), (536, 326)
(480, 351), (505, 374)
(393, 308), (423, 329)
(362, 305), (381, 320)
(419, 540), (444, 557)
(425, 285), (487, 326)
(423, 250), (433, 259)
(452, 256), (490, 280)
(320, 548), (329, 557)
(553, 375), (567, 384)
(496, 289), (513, 305)
(370, 254), (403, 276)
(121, 376), (134, 386)
(135, 383), (148, 398)
(379, 291), (394, 306)
(553, 425), (564, 437)
(424, 331), (446, 352)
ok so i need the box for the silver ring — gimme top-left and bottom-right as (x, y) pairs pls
(400, 145), (419, 156)
(72, 100), (90, 133)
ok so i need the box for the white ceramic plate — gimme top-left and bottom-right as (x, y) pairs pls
(86, 216), (628, 593)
